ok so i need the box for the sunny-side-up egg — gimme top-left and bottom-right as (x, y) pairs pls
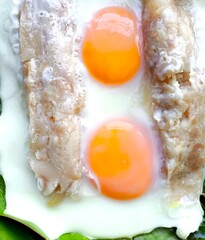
(0, 0), (204, 240)
(79, 0), (159, 201)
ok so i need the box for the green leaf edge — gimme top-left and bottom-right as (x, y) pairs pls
(1, 214), (49, 240)
(0, 216), (41, 240)
(58, 228), (180, 240)
(0, 175), (6, 214)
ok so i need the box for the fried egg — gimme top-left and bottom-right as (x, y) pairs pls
(0, 0), (204, 239)
(79, 0), (159, 201)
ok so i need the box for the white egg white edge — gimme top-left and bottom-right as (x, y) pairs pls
(0, 0), (204, 240)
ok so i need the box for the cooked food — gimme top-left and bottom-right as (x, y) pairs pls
(143, 0), (205, 205)
(0, 0), (205, 239)
(20, 0), (84, 199)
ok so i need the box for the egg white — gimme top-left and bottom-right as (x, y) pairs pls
(0, 0), (204, 239)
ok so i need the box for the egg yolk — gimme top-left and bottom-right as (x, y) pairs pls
(82, 7), (141, 85)
(88, 120), (153, 200)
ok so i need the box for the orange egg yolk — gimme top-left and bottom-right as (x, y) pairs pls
(82, 7), (141, 85)
(88, 120), (153, 200)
